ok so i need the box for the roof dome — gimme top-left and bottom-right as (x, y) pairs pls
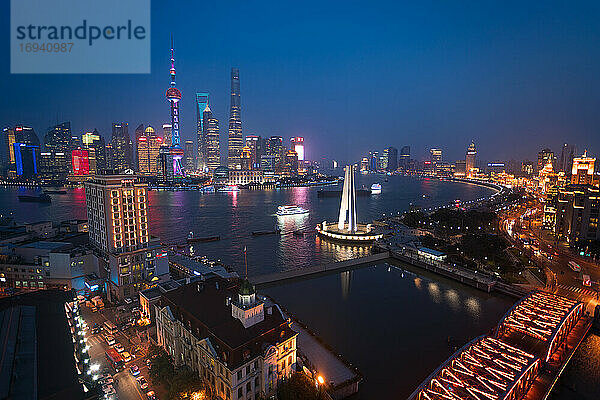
(239, 279), (255, 296)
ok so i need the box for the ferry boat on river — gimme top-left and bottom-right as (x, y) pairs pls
(276, 205), (309, 216)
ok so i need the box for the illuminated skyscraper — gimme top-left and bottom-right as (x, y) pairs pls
(196, 92), (209, 170)
(245, 135), (260, 169)
(384, 147), (398, 172)
(267, 136), (284, 172)
(166, 40), (184, 176)
(204, 106), (221, 173)
(228, 68), (243, 169)
(571, 151), (596, 185)
(184, 140), (195, 172)
(399, 145), (410, 170)
(72, 148), (94, 176)
(465, 141), (477, 176)
(537, 148), (554, 172)
(111, 122), (133, 172)
(137, 126), (162, 175)
(290, 137), (305, 161)
(82, 129), (106, 171)
(85, 175), (169, 301)
(559, 143), (576, 173)
(162, 124), (172, 147)
(241, 146), (252, 170)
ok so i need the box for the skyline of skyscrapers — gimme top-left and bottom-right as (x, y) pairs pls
(227, 68), (243, 169)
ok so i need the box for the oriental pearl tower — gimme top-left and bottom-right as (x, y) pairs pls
(166, 38), (184, 176)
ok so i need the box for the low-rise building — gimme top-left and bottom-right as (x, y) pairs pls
(155, 277), (297, 400)
(0, 233), (100, 294)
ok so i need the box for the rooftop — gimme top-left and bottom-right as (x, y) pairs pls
(160, 277), (296, 369)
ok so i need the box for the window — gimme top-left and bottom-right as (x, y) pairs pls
(238, 388), (242, 398)
(254, 377), (259, 388)
(246, 382), (251, 392)
(237, 371), (242, 380)
(246, 365), (250, 375)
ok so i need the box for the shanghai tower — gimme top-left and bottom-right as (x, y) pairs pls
(227, 68), (243, 169)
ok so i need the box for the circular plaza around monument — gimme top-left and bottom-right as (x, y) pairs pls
(316, 221), (383, 243)
(316, 165), (384, 244)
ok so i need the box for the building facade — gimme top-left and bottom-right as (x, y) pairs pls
(85, 174), (168, 300)
(112, 123), (133, 172)
(571, 151), (596, 185)
(228, 68), (243, 170)
(155, 278), (297, 400)
(137, 126), (163, 175)
(555, 184), (600, 243)
(196, 92), (210, 171)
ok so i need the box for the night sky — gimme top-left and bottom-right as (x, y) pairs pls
(2, 1), (600, 164)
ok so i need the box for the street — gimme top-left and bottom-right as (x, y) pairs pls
(81, 303), (154, 400)
(498, 201), (600, 313)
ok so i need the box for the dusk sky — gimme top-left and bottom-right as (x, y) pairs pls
(3, 1), (600, 164)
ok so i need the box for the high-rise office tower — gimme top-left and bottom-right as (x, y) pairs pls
(184, 140), (195, 172)
(166, 41), (184, 176)
(284, 149), (299, 175)
(111, 122), (133, 172)
(400, 146), (410, 170)
(134, 124), (145, 170)
(72, 148), (95, 176)
(245, 135), (260, 169)
(203, 105), (220, 173)
(384, 147), (398, 172)
(571, 151), (596, 185)
(290, 137), (305, 161)
(137, 126), (162, 175)
(228, 68), (243, 169)
(241, 146), (252, 170)
(85, 174), (168, 301)
(537, 148), (554, 172)
(368, 151), (379, 171)
(2, 126), (39, 176)
(430, 148), (442, 164)
(267, 136), (284, 172)
(41, 122), (72, 180)
(82, 129), (107, 172)
(559, 143), (576, 173)
(13, 143), (39, 178)
(465, 141), (477, 176)
(196, 92), (209, 171)
(162, 124), (172, 147)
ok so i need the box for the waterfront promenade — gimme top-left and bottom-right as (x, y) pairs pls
(249, 252), (390, 287)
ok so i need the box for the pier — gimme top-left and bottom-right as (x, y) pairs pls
(249, 252), (390, 287)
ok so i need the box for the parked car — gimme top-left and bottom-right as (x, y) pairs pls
(122, 351), (132, 362)
(105, 335), (116, 346)
(146, 390), (157, 400)
(91, 306), (98, 313)
(129, 364), (140, 376)
(114, 343), (125, 353)
(124, 297), (133, 305)
(137, 377), (149, 390)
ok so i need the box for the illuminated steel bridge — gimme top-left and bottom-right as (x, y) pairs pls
(409, 291), (585, 400)
(495, 291), (584, 362)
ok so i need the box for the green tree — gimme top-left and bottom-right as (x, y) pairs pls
(277, 373), (329, 400)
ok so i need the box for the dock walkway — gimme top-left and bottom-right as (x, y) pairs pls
(250, 252), (389, 287)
